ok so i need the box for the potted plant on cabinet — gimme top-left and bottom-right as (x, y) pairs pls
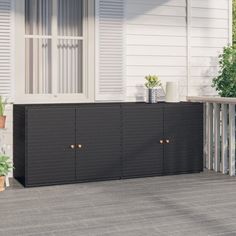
(0, 155), (13, 192)
(0, 96), (6, 128)
(145, 75), (162, 103)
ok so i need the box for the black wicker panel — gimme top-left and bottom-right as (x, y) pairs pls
(164, 103), (203, 174)
(76, 105), (121, 181)
(122, 104), (164, 177)
(13, 105), (26, 185)
(26, 107), (76, 185)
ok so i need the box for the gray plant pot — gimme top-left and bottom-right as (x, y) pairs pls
(147, 88), (158, 103)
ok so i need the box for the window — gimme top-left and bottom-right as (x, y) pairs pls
(25, 0), (53, 94)
(15, 0), (95, 103)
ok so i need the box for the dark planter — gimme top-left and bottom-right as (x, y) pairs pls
(0, 176), (5, 191)
(147, 88), (158, 103)
(0, 116), (6, 129)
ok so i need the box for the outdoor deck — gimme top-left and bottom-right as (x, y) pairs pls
(1, 171), (236, 236)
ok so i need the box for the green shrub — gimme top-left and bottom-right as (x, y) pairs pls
(212, 45), (236, 97)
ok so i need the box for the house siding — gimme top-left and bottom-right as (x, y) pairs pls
(0, 0), (13, 177)
(189, 0), (230, 95)
(126, 0), (187, 101)
(0, 0), (13, 97)
(125, 0), (231, 101)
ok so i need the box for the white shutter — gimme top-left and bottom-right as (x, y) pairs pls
(0, 0), (13, 98)
(96, 0), (125, 101)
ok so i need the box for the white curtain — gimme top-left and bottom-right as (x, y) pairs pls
(25, 0), (84, 95)
(57, 0), (83, 94)
(25, 0), (52, 94)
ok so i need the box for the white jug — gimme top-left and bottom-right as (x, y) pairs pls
(165, 82), (180, 103)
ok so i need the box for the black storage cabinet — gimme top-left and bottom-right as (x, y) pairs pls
(26, 107), (76, 186)
(122, 103), (203, 177)
(14, 102), (203, 187)
(122, 104), (164, 178)
(14, 104), (122, 187)
(163, 103), (203, 174)
(75, 105), (121, 181)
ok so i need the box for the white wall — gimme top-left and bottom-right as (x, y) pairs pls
(125, 0), (231, 101)
(189, 0), (230, 95)
(0, 0), (14, 177)
(2, 104), (13, 177)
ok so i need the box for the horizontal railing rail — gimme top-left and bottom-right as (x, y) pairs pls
(187, 96), (235, 176)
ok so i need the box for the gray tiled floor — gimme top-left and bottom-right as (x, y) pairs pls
(1, 171), (236, 236)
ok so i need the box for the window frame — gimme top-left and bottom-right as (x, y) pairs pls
(14, 0), (95, 104)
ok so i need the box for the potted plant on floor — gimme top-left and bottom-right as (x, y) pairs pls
(0, 96), (6, 128)
(0, 155), (13, 192)
(145, 75), (162, 103)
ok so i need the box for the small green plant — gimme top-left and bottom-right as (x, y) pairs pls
(145, 75), (162, 89)
(0, 96), (6, 116)
(0, 155), (13, 176)
(212, 45), (236, 97)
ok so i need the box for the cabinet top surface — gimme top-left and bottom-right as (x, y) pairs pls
(14, 102), (201, 108)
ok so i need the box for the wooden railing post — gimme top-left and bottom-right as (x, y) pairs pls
(203, 103), (207, 169)
(214, 103), (220, 172)
(229, 104), (235, 176)
(206, 102), (213, 170)
(221, 104), (228, 174)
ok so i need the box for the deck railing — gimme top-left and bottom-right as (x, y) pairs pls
(187, 96), (236, 176)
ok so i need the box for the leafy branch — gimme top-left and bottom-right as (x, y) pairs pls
(212, 45), (236, 97)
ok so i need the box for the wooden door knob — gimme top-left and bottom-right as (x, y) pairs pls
(160, 140), (164, 144)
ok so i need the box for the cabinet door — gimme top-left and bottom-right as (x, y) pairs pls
(164, 103), (203, 174)
(76, 105), (121, 181)
(27, 108), (76, 186)
(123, 104), (164, 177)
